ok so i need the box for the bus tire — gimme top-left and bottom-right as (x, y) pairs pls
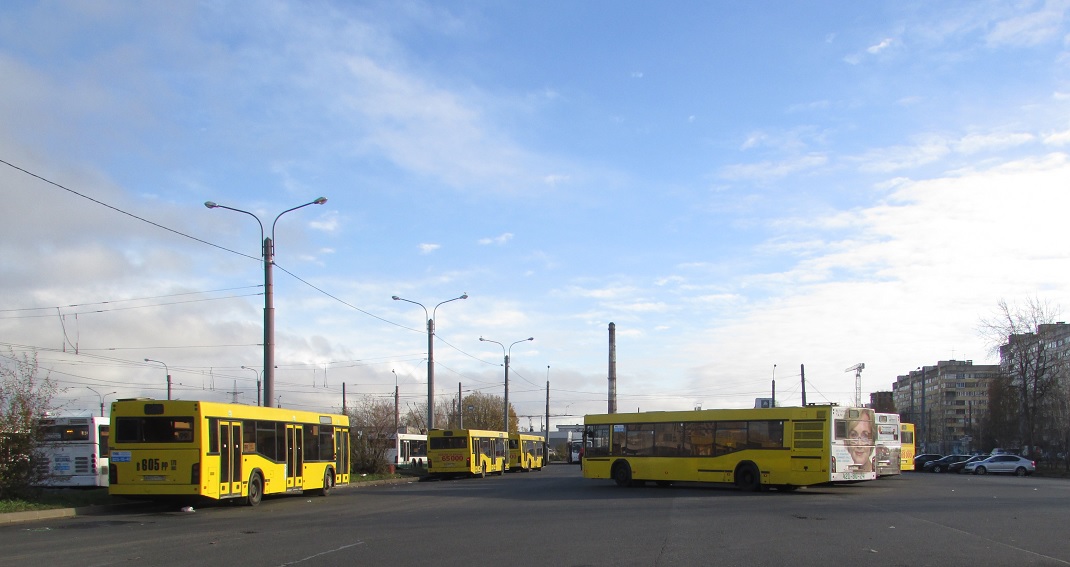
(477, 466), (486, 479)
(612, 461), (633, 487)
(319, 469), (334, 496)
(735, 462), (761, 492)
(246, 472), (263, 507)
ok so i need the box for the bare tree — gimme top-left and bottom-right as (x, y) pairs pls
(347, 394), (395, 474)
(0, 348), (59, 499)
(979, 298), (1063, 454)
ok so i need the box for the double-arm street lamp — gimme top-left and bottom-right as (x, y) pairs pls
(205, 197), (327, 408)
(144, 358), (171, 400)
(392, 293), (468, 430)
(87, 387), (117, 417)
(478, 336), (533, 434)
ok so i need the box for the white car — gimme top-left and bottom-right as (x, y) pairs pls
(963, 454), (1035, 476)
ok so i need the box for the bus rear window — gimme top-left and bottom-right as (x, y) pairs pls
(430, 436), (468, 450)
(115, 417), (195, 443)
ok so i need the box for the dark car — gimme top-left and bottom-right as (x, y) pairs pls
(913, 453), (942, 471)
(923, 454), (971, 473)
(949, 454), (989, 474)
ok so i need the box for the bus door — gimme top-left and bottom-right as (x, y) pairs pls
(218, 421), (243, 497)
(335, 428), (349, 484)
(286, 425), (304, 489)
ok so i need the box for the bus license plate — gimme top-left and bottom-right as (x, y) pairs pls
(142, 475), (166, 481)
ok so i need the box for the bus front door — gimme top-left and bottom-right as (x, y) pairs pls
(219, 421), (243, 498)
(286, 425), (304, 490)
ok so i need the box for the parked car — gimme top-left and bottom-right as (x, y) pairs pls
(913, 453), (943, 471)
(923, 454), (971, 473)
(949, 454), (989, 474)
(963, 455), (1035, 476)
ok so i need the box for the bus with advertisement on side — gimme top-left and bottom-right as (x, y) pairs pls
(108, 399), (350, 506)
(427, 428), (506, 479)
(899, 422), (916, 471)
(36, 416), (110, 487)
(581, 405), (877, 491)
(875, 413), (903, 476)
(508, 432), (546, 472)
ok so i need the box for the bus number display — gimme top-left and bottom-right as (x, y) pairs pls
(135, 458), (176, 471)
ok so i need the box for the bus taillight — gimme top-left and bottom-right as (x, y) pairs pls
(191, 462), (200, 484)
(109, 464), (117, 485)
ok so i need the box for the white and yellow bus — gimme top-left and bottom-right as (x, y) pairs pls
(508, 433), (545, 472)
(875, 412), (903, 476)
(582, 405), (877, 491)
(899, 422), (916, 471)
(427, 429), (506, 479)
(108, 399), (349, 506)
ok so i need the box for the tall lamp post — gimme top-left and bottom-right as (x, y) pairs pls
(144, 358), (171, 400)
(241, 366), (262, 407)
(392, 293), (468, 431)
(87, 387), (116, 417)
(205, 196), (327, 409)
(478, 336), (534, 434)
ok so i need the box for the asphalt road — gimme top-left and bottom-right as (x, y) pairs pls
(2, 465), (1069, 567)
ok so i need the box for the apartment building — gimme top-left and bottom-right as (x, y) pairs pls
(892, 360), (1000, 454)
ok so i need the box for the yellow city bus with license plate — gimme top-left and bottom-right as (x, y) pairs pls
(108, 399), (349, 506)
(427, 429), (506, 479)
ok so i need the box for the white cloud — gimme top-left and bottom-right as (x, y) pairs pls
(478, 233), (513, 246)
(418, 243), (440, 254)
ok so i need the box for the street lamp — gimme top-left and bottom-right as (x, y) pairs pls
(478, 336), (534, 434)
(144, 358), (171, 400)
(205, 196), (327, 409)
(87, 387), (116, 417)
(392, 293), (468, 430)
(241, 366), (262, 407)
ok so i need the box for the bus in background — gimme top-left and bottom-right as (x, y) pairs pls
(508, 432), (546, 472)
(108, 399), (349, 506)
(427, 429), (506, 479)
(36, 416), (110, 487)
(582, 405), (877, 491)
(875, 413), (903, 476)
(385, 431), (428, 469)
(900, 422), (916, 471)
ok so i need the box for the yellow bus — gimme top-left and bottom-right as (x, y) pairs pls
(900, 422), (916, 471)
(508, 433), (546, 472)
(108, 399), (350, 506)
(427, 429), (506, 479)
(582, 405), (877, 491)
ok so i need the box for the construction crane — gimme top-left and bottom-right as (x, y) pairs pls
(845, 363), (865, 407)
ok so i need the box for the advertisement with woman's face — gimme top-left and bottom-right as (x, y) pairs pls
(831, 407), (876, 481)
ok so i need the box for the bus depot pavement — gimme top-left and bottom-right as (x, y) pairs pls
(0, 475), (418, 526)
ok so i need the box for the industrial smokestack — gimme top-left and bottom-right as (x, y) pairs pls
(608, 322), (617, 414)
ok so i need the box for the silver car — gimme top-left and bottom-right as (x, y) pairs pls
(963, 454), (1035, 476)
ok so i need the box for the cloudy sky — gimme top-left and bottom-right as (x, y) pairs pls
(2, 1), (1069, 431)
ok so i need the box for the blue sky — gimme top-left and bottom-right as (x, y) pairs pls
(2, 1), (1069, 430)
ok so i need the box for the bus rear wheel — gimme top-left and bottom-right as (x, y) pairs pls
(612, 461), (633, 487)
(246, 473), (263, 507)
(319, 469), (334, 496)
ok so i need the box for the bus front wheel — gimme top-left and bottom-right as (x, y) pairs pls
(735, 463), (761, 492)
(612, 461), (633, 487)
(246, 473), (263, 507)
